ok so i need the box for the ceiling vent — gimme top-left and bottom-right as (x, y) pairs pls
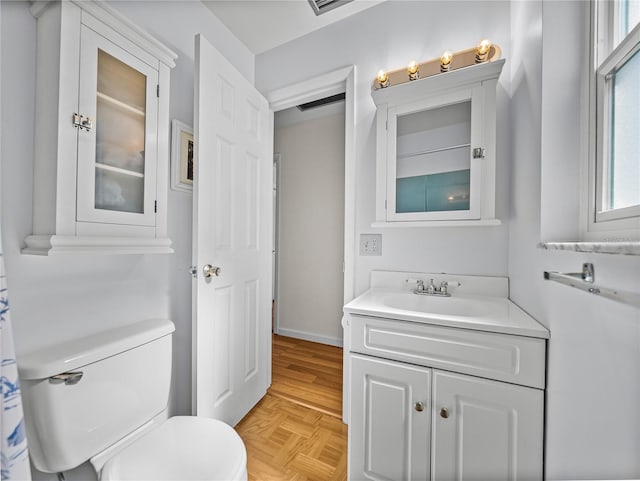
(307, 0), (354, 16)
(297, 93), (346, 111)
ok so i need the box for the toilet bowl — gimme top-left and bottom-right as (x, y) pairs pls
(99, 417), (247, 481)
(18, 319), (247, 480)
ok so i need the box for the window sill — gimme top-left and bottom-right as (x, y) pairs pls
(538, 241), (640, 256)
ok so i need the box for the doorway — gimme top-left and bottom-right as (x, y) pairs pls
(273, 96), (346, 346)
(267, 66), (355, 348)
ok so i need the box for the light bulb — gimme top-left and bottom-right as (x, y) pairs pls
(440, 51), (453, 72)
(407, 61), (419, 80)
(476, 39), (492, 63)
(377, 69), (389, 88)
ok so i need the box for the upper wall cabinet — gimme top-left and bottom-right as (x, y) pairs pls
(23, 1), (177, 255)
(372, 59), (505, 227)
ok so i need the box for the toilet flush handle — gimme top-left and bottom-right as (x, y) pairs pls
(49, 372), (84, 385)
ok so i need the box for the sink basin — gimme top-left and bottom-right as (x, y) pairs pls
(382, 292), (505, 319)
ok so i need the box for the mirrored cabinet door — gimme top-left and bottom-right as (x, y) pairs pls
(76, 25), (158, 227)
(386, 87), (482, 221)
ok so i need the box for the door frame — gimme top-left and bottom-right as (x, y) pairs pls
(272, 153), (280, 334)
(267, 66), (356, 321)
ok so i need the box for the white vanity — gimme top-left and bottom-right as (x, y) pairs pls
(343, 271), (549, 480)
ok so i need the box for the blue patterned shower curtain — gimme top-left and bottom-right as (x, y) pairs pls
(0, 248), (30, 480)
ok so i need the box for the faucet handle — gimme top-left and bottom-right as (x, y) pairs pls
(416, 279), (425, 292)
(439, 280), (461, 294)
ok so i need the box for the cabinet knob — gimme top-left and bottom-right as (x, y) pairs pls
(440, 407), (450, 419)
(203, 264), (221, 278)
(414, 401), (425, 412)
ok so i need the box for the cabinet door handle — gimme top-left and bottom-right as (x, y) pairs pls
(440, 407), (450, 419)
(414, 401), (425, 412)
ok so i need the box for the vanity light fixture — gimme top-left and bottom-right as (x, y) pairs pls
(475, 39), (491, 63)
(407, 61), (420, 80)
(377, 70), (390, 88)
(371, 40), (501, 90)
(440, 51), (453, 72)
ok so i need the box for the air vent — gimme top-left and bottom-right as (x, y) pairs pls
(297, 93), (346, 112)
(307, 0), (354, 16)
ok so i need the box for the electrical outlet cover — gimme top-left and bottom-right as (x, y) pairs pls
(360, 233), (382, 256)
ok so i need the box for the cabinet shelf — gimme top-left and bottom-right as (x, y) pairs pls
(96, 163), (144, 178)
(372, 219), (501, 228)
(97, 91), (145, 117)
(397, 143), (471, 160)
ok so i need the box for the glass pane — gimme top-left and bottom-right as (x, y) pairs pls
(607, 48), (640, 211)
(95, 49), (146, 213)
(616, 0), (640, 46)
(95, 168), (144, 213)
(396, 101), (471, 213)
(397, 170), (470, 213)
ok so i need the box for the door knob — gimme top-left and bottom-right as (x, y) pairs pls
(440, 407), (450, 419)
(203, 264), (221, 278)
(414, 401), (425, 412)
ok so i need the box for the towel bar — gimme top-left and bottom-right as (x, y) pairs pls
(543, 263), (640, 308)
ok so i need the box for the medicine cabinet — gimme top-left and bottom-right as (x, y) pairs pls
(373, 59), (505, 227)
(23, 1), (177, 255)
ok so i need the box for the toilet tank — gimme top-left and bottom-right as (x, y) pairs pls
(18, 319), (175, 474)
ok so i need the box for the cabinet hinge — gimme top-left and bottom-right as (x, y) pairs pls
(157, 85), (160, 98)
(154, 200), (157, 213)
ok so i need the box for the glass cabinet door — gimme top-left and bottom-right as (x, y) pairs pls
(76, 26), (158, 227)
(386, 88), (482, 221)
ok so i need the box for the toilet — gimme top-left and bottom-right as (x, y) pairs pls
(18, 319), (247, 480)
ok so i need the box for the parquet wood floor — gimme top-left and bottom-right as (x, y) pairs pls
(269, 335), (343, 418)
(235, 335), (347, 481)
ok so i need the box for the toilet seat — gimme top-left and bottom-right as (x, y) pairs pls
(100, 416), (247, 481)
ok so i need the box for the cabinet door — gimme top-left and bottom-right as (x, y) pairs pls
(432, 370), (543, 481)
(349, 354), (431, 481)
(76, 25), (159, 228)
(386, 87), (483, 221)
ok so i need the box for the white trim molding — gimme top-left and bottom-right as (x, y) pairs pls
(274, 327), (343, 348)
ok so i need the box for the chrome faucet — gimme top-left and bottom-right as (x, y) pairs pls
(413, 278), (461, 297)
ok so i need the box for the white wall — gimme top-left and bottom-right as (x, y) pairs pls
(256, 0), (512, 296)
(509, 1), (640, 479)
(0, 2), (253, 480)
(274, 109), (345, 344)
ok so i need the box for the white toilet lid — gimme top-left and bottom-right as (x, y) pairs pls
(100, 416), (247, 481)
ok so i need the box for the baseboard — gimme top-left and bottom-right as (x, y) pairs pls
(274, 327), (343, 348)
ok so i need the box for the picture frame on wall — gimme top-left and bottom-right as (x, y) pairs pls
(171, 119), (194, 192)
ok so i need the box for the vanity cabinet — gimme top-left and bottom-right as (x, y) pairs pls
(348, 314), (545, 481)
(372, 59), (505, 227)
(24, 1), (177, 255)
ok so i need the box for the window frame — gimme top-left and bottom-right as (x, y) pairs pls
(585, 0), (640, 241)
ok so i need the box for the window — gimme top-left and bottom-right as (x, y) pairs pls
(589, 0), (640, 239)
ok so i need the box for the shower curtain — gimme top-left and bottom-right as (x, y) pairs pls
(0, 246), (30, 480)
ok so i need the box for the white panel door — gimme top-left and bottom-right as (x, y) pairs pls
(349, 354), (431, 481)
(193, 34), (273, 426)
(432, 370), (544, 481)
